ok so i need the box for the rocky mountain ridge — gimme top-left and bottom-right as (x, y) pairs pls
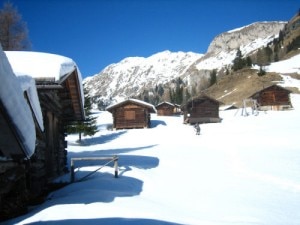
(84, 19), (295, 108)
(207, 21), (286, 54)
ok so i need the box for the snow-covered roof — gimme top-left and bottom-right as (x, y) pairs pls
(106, 98), (157, 113)
(5, 51), (78, 81)
(0, 47), (36, 158)
(156, 101), (175, 107)
(5, 51), (84, 107)
(5, 51), (85, 120)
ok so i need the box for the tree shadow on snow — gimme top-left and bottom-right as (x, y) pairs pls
(25, 218), (185, 225)
(68, 130), (127, 146)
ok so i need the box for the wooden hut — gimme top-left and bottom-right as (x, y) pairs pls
(156, 102), (175, 116)
(181, 94), (222, 124)
(106, 98), (156, 129)
(2, 51), (84, 219)
(250, 84), (292, 111)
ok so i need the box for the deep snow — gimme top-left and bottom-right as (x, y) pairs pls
(4, 92), (300, 225)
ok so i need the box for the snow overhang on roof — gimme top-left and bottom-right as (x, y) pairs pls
(5, 51), (77, 81)
(0, 48), (36, 159)
(106, 98), (157, 113)
(5, 51), (85, 121)
(156, 101), (175, 108)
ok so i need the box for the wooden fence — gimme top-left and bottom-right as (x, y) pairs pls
(70, 155), (119, 182)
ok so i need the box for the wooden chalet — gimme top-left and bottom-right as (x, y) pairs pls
(106, 98), (156, 129)
(156, 102), (175, 116)
(181, 94), (222, 124)
(1, 51), (84, 220)
(249, 84), (292, 111)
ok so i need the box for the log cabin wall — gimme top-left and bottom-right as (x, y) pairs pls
(156, 103), (174, 116)
(252, 85), (292, 111)
(37, 89), (68, 179)
(182, 96), (221, 124)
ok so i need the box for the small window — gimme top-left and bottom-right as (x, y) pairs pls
(125, 110), (135, 120)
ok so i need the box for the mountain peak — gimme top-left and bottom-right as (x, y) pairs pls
(207, 21), (286, 54)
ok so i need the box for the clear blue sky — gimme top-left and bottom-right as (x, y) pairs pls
(7, 0), (299, 78)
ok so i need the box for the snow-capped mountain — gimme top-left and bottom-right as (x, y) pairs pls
(84, 21), (286, 107)
(84, 51), (203, 105)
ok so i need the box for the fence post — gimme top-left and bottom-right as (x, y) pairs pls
(70, 159), (75, 183)
(114, 156), (118, 178)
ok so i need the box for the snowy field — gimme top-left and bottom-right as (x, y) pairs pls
(4, 93), (300, 225)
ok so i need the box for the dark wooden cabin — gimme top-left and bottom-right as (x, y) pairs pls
(156, 102), (175, 116)
(181, 94), (222, 124)
(1, 51), (85, 220)
(106, 98), (156, 129)
(250, 84), (292, 111)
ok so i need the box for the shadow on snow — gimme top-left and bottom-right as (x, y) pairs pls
(68, 130), (127, 146)
(150, 119), (167, 128)
(25, 218), (185, 225)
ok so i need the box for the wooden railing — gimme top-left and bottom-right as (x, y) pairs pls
(70, 155), (119, 182)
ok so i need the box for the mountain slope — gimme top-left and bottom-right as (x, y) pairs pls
(84, 20), (292, 107)
(84, 51), (203, 105)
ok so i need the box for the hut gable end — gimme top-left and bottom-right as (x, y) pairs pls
(250, 85), (292, 110)
(107, 98), (156, 130)
(156, 102), (175, 116)
(182, 94), (222, 124)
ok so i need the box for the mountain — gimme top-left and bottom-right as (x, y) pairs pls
(84, 51), (203, 107)
(84, 17), (299, 108)
(207, 21), (286, 54)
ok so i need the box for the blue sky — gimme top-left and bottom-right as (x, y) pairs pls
(7, 0), (299, 78)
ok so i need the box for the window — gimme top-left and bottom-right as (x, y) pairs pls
(125, 110), (135, 120)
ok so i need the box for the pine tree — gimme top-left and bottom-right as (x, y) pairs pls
(67, 89), (98, 142)
(0, 2), (31, 50)
(232, 48), (246, 71)
(209, 69), (217, 86)
(246, 56), (252, 67)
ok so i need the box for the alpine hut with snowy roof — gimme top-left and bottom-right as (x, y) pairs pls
(181, 94), (222, 124)
(156, 101), (175, 116)
(249, 84), (292, 111)
(1, 50), (84, 219)
(106, 98), (156, 130)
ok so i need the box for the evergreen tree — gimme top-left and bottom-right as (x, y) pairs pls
(278, 30), (284, 45)
(246, 56), (252, 67)
(232, 48), (246, 71)
(265, 45), (273, 62)
(209, 69), (217, 86)
(0, 2), (31, 50)
(257, 66), (266, 76)
(67, 89), (98, 142)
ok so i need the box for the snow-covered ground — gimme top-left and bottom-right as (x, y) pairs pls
(4, 92), (300, 225)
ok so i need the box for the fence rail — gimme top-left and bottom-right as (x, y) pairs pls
(70, 155), (119, 182)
